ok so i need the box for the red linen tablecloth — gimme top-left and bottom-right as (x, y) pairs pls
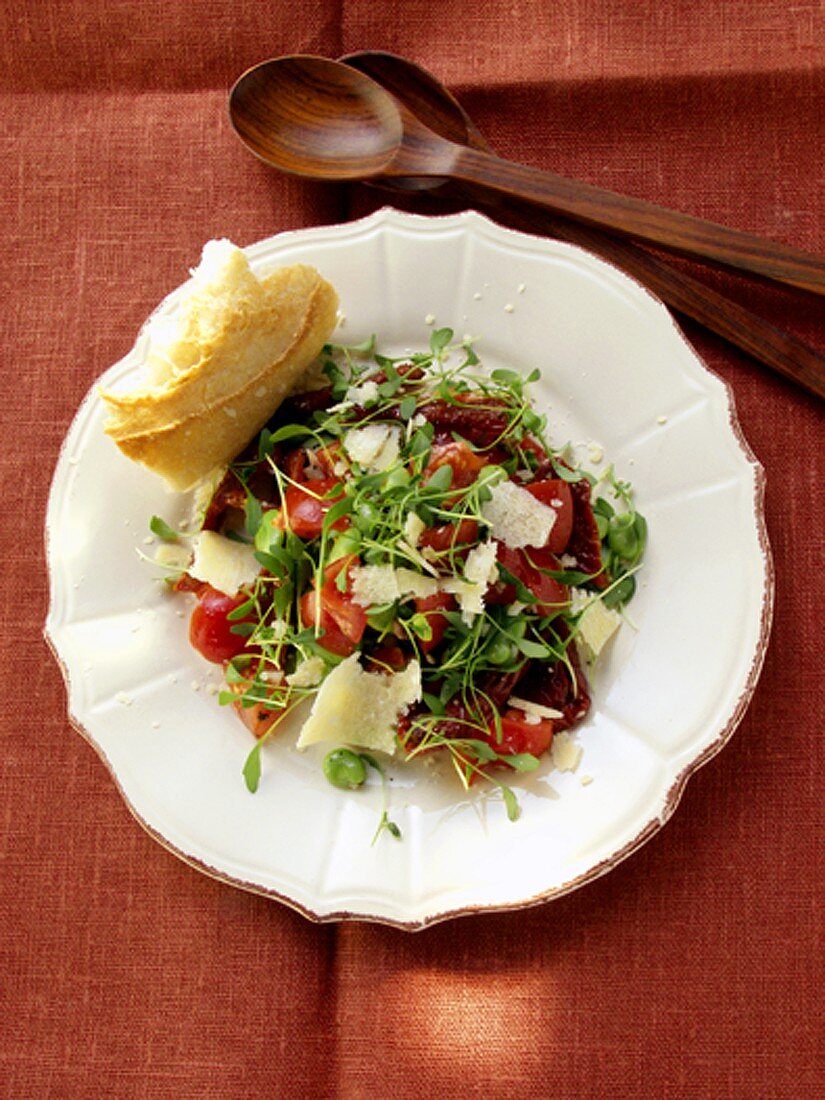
(2, 2), (822, 1096)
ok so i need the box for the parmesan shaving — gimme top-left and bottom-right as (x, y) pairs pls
(189, 530), (260, 595)
(481, 479), (557, 548)
(296, 655), (421, 755)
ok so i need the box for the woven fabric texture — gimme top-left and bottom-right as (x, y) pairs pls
(1, 2), (822, 1097)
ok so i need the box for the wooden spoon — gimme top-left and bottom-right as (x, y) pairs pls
(229, 55), (825, 297)
(339, 50), (825, 399)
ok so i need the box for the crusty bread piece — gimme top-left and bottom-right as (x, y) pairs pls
(100, 240), (338, 491)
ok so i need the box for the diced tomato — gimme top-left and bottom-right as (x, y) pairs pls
(423, 440), (486, 490)
(525, 479), (574, 553)
(485, 709), (554, 758)
(282, 477), (345, 540)
(488, 544), (569, 615)
(418, 518), (479, 553)
(414, 591), (457, 653)
(299, 555), (367, 656)
(189, 586), (252, 663)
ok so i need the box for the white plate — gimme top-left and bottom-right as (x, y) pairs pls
(45, 209), (773, 929)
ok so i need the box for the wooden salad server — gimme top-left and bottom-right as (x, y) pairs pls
(228, 55), (825, 299)
(338, 50), (825, 400)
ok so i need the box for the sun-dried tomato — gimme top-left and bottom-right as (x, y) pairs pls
(518, 646), (591, 731)
(565, 477), (607, 586)
(419, 399), (510, 447)
(201, 466), (279, 531)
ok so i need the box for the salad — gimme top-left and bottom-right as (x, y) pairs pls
(154, 328), (647, 829)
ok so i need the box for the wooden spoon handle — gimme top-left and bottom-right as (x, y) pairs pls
(448, 145), (825, 296)
(491, 201), (825, 399)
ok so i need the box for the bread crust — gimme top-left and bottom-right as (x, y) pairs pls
(101, 254), (338, 491)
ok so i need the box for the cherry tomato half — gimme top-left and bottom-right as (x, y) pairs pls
(189, 586), (252, 663)
(282, 477), (345, 540)
(486, 709), (554, 758)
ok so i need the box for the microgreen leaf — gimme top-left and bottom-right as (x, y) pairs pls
(266, 424), (314, 446)
(461, 739), (497, 762)
(425, 464), (453, 492)
(244, 489), (263, 539)
(500, 784), (521, 822)
(226, 599), (254, 621)
(514, 637), (550, 659)
(429, 327), (453, 354)
(408, 613), (433, 642)
(409, 424), (434, 457)
(243, 741), (263, 793)
(229, 621), (256, 637)
(421, 692), (446, 716)
(149, 515), (179, 541)
(322, 496), (353, 532)
(550, 461), (584, 483)
(330, 333), (376, 358)
(504, 752), (540, 772)
(257, 428), (274, 460)
(491, 368), (523, 388)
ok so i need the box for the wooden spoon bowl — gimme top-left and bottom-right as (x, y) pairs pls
(230, 55), (404, 179)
